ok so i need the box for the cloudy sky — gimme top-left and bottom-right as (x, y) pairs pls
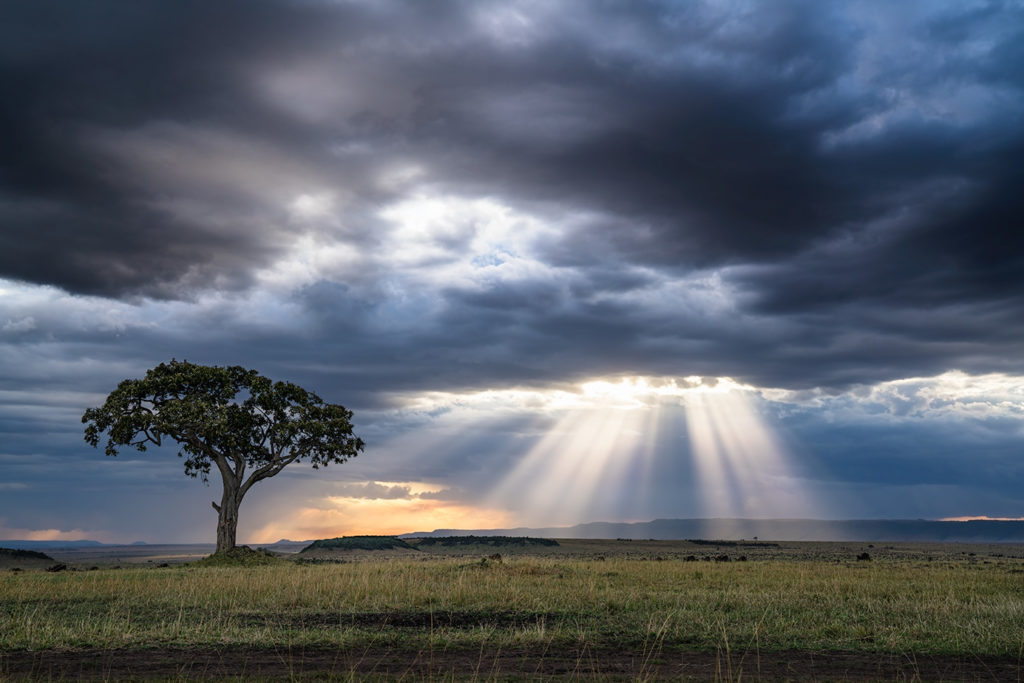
(2, 0), (1023, 543)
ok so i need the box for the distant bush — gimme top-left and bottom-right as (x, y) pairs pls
(687, 539), (780, 547)
(302, 536), (414, 552)
(0, 547), (54, 561)
(411, 536), (559, 548)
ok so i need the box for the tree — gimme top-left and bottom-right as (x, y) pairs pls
(82, 360), (364, 554)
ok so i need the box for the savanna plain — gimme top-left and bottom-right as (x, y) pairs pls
(2, 538), (1023, 681)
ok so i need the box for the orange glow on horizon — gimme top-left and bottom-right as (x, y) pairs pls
(246, 497), (514, 543)
(0, 521), (116, 543)
(940, 516), (1024, 522)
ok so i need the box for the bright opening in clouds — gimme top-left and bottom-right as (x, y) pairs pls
(2, 0), (1023, 543)
(486, 376), (823, 526)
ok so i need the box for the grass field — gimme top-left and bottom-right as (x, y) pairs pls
(2, 539), (1024, 679)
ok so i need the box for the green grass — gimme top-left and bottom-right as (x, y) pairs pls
(3, 555), (1023, 656)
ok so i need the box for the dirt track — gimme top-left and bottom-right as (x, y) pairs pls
(3, 646), (1021, 680)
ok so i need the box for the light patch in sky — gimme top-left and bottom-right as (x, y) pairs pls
(941, 516), (1024, 522)
(0, 278), (158, 338)
(375, 163), (426, 191)
(765, 371), (1024, 423)
(255, 234), (361, 292)
(1, 316), (35, 333)
(288, 192), (336, 221)
(379, 194), (556, 287)
(248, 496), (513, 542)
(0, 519), (116, 543)
(398, 376), (764, 415)
(330, 480), (446, 501)
(471, 3), (545, 47)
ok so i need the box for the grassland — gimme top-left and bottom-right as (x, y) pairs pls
(2, 540), (1024, 679)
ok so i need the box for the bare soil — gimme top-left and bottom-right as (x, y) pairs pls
(2, 646), (1021, 681)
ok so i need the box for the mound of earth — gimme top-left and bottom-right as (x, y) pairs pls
(1, 547), (54, 561)
(190, 546), (286, 567)
(297, 536), (423, 562)
(301, 536), (415, 552)
(1, 546), (58, 571)
(411, 536), (560, 548)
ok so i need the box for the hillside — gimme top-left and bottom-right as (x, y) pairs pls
(403, 518), (1024, 543)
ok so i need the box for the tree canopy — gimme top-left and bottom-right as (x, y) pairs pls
(83, 360), (364, 552)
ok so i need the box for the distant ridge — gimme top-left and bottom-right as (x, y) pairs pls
(0, 539), (104, 550)
(402, 518), (1024, 543)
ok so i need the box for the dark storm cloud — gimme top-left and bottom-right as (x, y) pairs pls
(2, 0), (1023, 391)
(0, 0), (412, 297)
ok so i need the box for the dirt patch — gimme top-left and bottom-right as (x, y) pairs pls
(2, 646), (1020, 680)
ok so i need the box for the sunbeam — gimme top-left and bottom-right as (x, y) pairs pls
(487, 398), (651, 526)
(483, 376), (825, 526)
(684, 382), (821, 519)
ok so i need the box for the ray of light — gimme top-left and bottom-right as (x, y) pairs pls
(627, 403), (664, 521)
(486, 398), (652, 526)
(482, 376), (826, 526)
(371, 376), (825, 531)
(684, 383), (823, 519)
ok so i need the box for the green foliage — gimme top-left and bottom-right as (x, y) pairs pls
(411, 536), (560, 548)
(303, 536), (414, 552)
(82, 359), (364, 482)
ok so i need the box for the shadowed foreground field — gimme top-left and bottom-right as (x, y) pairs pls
(2, 540), (1024, 680)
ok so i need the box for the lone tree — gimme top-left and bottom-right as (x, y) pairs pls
(83, 360), (364, 554)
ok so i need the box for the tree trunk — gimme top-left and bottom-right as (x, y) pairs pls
(214, 481), (242, 554)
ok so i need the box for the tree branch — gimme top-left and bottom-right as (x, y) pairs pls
(240, 450), (302, 497)
(142, 428), (162, 447)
